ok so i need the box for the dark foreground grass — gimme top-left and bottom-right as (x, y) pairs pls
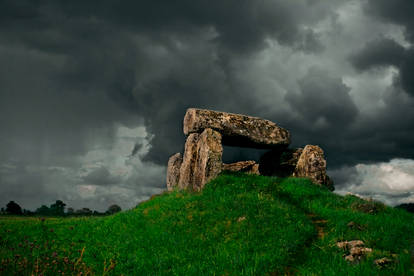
(1, 173), (414, 275)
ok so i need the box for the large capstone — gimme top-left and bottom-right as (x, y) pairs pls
(293, 145), (334, 190)
(178, 128), (223, 191)
(166, 153), (182, 191)
(183, 108), (290, 149)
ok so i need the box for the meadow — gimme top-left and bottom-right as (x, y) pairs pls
(1, 172), (413, 275)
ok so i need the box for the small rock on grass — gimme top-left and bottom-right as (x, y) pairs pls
(350, 246), (372, 256)
(336, 240), (365, 250)
(374, 257), (393, 268)
(337, 240), (372, 263)
(237, 216), (246, 222)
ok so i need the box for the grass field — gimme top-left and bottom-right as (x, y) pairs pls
(1, 172), (414, 275)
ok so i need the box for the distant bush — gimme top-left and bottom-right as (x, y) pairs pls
(6, 201), (22, 215)
(75, 208), (93, 216)
(106, 204), (122, 215)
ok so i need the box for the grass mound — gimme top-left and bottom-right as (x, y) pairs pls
(1, 172), (413, 275)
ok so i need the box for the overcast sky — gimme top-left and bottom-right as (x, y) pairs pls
(1, 0), (413, 211)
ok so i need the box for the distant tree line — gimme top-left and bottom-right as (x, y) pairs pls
(0, 200), (122, 217)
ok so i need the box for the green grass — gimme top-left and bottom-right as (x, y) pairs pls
(1, 172), (414, 275)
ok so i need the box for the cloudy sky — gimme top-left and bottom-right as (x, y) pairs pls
(1, 0), (413, 211)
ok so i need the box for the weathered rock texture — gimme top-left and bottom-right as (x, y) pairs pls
(259, 148), (303, 177)
(183, 108), (290, 149)
(166, 108), (334, 192)
(223, 161), (259, 175)
(293, 145), (334, 190)
(374, 257), (393, 268)
(178, 133), (200, 190)
(193, 128), (223, 191)
(176, 128), (222, 191)
(337, 240), (372, 263)
(166, 153), (182, 191)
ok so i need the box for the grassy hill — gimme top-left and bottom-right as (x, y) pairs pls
(1, 172), (413, 275)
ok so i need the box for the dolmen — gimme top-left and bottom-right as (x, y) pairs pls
(167, 108), (334, 192)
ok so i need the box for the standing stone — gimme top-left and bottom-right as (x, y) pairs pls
(193, 128), (223, 191)
(259, 148), (303, 177)
(178, 133), (200, 190)
(293, 145), (334, 190)
(166, 153), (183, 191)
(222, 161), (260, 175)
(183, 108), (290, 149)
(178, 128), (223, 191)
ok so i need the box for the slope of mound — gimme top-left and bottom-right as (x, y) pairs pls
(1, 173), (413, 275)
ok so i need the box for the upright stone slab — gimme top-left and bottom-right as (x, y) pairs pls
(293, 145), (334, 190)
(193, 128), (223, 191)
(183, 108), (290, 149)
(178, 128), (223, 191)
(178, 133), (200, 190)
(166, 153), (183, 191)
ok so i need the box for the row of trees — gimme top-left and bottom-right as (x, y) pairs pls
(0, 200), (122, 216)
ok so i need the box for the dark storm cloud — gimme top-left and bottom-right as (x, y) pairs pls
(398, 49), (414, 96)
(349, 38), (405, 71)
(364, 0), (414, 42)
(281, 66), (363, 167)
(0, 0), (334, 55)
(339, 0), (414, 170)
(359, 1), (414, 97)
(349, 38), (414, 97)
(0, 0), (342, 168)
(286, 66), (358, 130)
(82, 166), (122, 186)
(45, 0), (335, 54)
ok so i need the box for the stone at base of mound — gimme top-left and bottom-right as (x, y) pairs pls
(293, 145), (334, 191)
(222, 161), (259, 175)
